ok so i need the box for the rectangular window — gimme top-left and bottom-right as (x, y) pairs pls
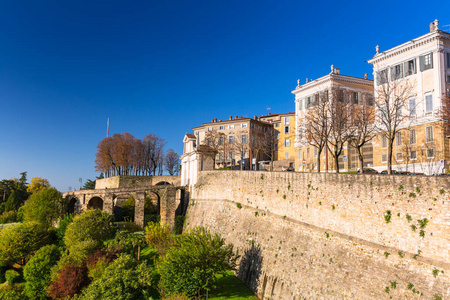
(218, 136), (224, 145)
(425, 94), (433, 112)
(207, 138), (212, 146)
(419, 53), (433, 71)
(426, 126), (433, 142)
(284, 126), (290, 134)
(241, 123), (248, 128)
(307, 147), (310, 158)
(391, 64), (403, 80)
(285, 152), (289, 159)
(314, 147), (318, 158)
(396, 101), (403, 119)
(351, 92), (358, 104)
(219, 125), (224, 130)
(228, 124), (235, 129)
(377, 69), (388, 85)
(284, 139), (291, 147)
(366, 94), (374, 106)
(228, 136), (234, 145)
(404, 59), (416, 76)
(298, 149), (303, 160)
(299, 99), (303, 110)
(447, 53), (450, 68)
(409, 98), (416, 116)
(396, 152), (403, 161)
(337, 90), (345, 102)
(381, 154), (388, 163)
(250, 123), (255, 128)
(409, 129), (416, 144)
(207, 127), (213, 131)
(241, 134), (248, 144)
(381, 135), (387, 149)
(228, 151), (234, 160)
(410, 150), (417, 160)
(395, 132), (402, 146)
(427, 148), (434, 159)
(284, 117), (290, 125)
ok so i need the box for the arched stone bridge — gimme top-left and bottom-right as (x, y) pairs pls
(62, 176), (184, 229)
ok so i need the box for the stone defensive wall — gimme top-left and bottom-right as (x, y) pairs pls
(185, 171), (450, 299)
(95, 175), (180, 189)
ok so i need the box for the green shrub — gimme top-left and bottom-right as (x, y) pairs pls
(64, 210), (113, 252)
(5, 269), (20, 284)
(0, 211), (18, 224)
(0, 222), (54, 266)
(56, 214), (74, 246)
(0, 283), (25, 300)
(144, 214), (160, 226)
(78, 254), (155, 300)
(23, 188), (65, 227)
(23, 244), (61, 300)
(145, 222), (172, 257)
(157, 227), (238, 298)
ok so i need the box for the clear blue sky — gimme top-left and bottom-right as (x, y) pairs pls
(0, 0), (448, 191)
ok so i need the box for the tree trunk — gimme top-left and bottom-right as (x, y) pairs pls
(334, 153), (340, 173)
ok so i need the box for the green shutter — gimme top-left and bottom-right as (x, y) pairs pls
(419, 55), (425, 71)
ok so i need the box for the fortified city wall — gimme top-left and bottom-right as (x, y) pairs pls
(185, 171), (450, 299)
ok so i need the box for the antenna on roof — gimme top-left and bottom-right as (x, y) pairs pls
(443, 25), (450, 32)
(266, 106), (271, 114)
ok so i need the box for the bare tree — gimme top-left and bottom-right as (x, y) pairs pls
(249, 131), (264, 170)
(303, 91), (331, 172)
(232, 130), (250, 170)
(202, 129), (226, 168)
(348, 95), (376, 172)
(143, 134), (166, 176)
(327, 89), (355, 173)
(261, 128), (279, 171)
(375, 71), (413, 174)
(164, 149), (179, 175)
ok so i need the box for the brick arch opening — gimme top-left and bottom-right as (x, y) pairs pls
(155, 181), (172, 186)
(88, 196), (104, 210)
(67, 197), (78, 214)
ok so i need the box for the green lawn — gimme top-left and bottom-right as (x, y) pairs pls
(208, 271), (258, 300)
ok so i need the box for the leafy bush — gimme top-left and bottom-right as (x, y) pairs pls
(144, 214), (160, 226)
(78, 254), (155, 300)
(122, 222), (142, 233)
(23, 245), (61, 300)
(64, 210), (113, 252)
(0, 222), (54, 266)
(56, 214), (74, 245)
(157, 227), (238, 298)
(48, 263), (89, 299)
(5, 269), (20, 284)
(0, 283), (25, 300)
(145, 222), (172, 257)
(23, 188), (65, 227)
(0, 211), (18, 224)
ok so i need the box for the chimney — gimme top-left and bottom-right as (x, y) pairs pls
(364, 73), (368, 79)
(235, 115), (238, 119)
(254, 115), (257, 120)
(211, 119), (214, 123)
(214, 118), (217, 122)
(335, 68), (340, 75)
(229, 115), (232, 120)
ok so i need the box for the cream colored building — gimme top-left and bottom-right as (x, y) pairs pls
(292, 68), (374, 172)
(259, 112), (296, 170)
(367, 20), (450, 174)
(191, 116), (272, 170)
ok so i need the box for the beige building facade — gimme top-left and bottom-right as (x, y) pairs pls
(367, 20), (450, 174)
(292, 68), (374, 172)
(191, 116), (272, 170)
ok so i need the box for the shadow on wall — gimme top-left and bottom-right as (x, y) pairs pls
(238, 243), (263, 293)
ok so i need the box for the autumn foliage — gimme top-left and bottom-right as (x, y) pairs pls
(48, 262), (89, 299)
(95, 133), (167, 177)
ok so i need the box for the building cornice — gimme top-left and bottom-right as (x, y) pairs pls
(367, 30), (450, 65)
(291, 73), (373, 95)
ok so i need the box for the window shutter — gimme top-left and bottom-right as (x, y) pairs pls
(447, 53), (450, 68)
(429, 53), (433, 69)
(419, 55), (425, 71)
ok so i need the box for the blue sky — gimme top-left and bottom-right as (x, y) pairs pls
(0, 0), (448, 191)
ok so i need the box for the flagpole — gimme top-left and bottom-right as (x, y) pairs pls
(107, 118), (109, 137)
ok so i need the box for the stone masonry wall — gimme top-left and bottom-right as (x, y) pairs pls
(185, 171), (450, 299)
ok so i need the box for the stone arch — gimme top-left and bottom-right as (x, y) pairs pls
(145, 191), (160, 214)
(87, 196), (104, 210)
(155, 181), (172, 186)
(67, 197), (78, 214)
